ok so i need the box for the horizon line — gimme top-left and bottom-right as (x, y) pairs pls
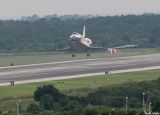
(0, 12), (160, 20)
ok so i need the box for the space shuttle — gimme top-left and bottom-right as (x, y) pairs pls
(59, 25), (137, 57)
(68, 25), (108, 57)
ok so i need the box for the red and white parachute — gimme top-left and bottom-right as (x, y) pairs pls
(108, 48), (117, 54)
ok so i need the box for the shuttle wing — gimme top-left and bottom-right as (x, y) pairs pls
(57, 47), (73, 52)
(89, 47), (106, 51)
(113, 44), (138, 49)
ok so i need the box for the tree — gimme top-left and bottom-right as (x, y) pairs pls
(61, 101), (82, 111)
(84, 109), (99, 115)
(152, 100), (160, 112)
(40, 94), (54, 110)
(33, 85), (65, 103)
(1, 14), (160, 52)
(127, 110), (137, 115)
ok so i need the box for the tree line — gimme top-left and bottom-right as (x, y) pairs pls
(0, 14), (160, 52)
(25, 78), (160, 115)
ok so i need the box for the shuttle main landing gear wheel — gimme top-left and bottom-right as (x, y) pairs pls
(87, 49), (91, 57)
(86, 53), (90, 57)
(72, 54), (76, 57)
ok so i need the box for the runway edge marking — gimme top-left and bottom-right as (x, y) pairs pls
(0, 53), (160, 69)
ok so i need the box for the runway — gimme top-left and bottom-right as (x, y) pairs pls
(0, 53), (160, 85)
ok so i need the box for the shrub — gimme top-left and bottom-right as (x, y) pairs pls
(27, 103), (40, 113)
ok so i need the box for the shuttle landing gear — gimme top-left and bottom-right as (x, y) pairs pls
(72, 54), (76, 57)
(86, 49), (91, 57)
(86, 53), (90, 57)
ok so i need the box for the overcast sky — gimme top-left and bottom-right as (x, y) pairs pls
(0, 0), (160, 19)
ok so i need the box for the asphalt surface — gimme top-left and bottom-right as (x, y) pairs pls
(0, 53), (160, 83)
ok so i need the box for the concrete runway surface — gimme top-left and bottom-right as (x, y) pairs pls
(0, 53), (160, 85)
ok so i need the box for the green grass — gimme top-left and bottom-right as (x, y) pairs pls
(0, 69), (160, 100)
(0, 48), (159, 67)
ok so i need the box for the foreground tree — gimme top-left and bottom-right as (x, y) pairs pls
(153, 100), (160, 112)
(33, 84), (65, 109)
(34, 84), (65, 102)
(39, 94), (54, 110)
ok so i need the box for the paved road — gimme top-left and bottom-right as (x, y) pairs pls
(0, 53), (160, 83)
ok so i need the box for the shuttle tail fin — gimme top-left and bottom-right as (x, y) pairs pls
(82, 25), (86, 38)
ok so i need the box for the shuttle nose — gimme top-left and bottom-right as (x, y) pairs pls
(70, 33), (82, 40)
(70, 35), (73, 39)
(70, 35), (77, 40)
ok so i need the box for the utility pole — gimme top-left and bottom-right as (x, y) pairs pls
(143, 92), (145, 111)
(149, 102), (152, 114)
(126, 97), (128, 115)
(15, 97), (21, 115)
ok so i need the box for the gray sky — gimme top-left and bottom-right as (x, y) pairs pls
(0, 0), (160, 19)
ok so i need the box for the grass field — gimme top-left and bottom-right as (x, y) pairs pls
(0, 69), (160, 100)
(0, 69), (160, 111)
(0, 48), (159, 67)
